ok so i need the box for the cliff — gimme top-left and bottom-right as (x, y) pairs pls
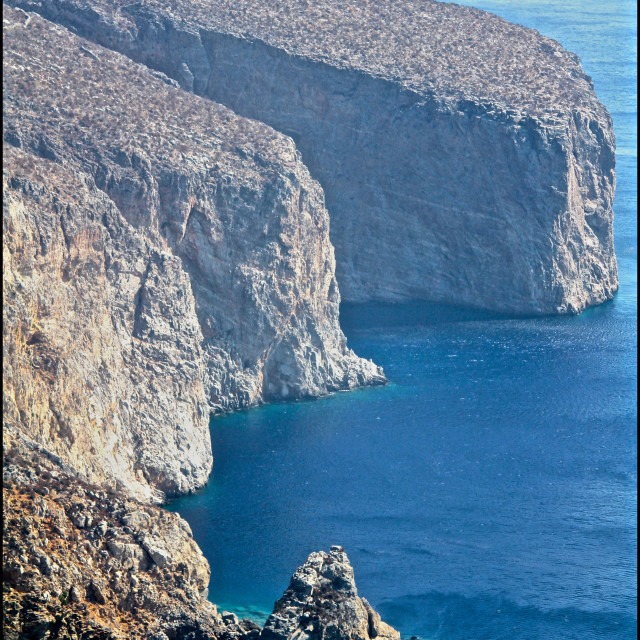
(7, 0), (619, 314)
(3, 437), (397, 639)
(3, 6), (392, 636)
(2, 1), (619, 637)
(3, 5), (384, 502)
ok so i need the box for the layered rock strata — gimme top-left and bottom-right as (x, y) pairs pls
(3, 5), (384, 501)
(8, 0), (619, 314)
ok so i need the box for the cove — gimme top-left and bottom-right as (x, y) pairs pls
(166, 1), (637, 638)
(166, 297), (637, 639)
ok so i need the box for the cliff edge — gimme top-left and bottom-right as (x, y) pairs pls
(3, 4), (384, 502)
(7, 0), (619, 314)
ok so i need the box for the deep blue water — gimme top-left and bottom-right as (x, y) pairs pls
(166, 2), (637, 638)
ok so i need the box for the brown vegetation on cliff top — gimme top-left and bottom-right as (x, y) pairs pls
(9, 0), (606, 121)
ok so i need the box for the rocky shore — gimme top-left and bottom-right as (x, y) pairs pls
(262, 546), (399, 640)
(4, 435), (394, 639)
(2, 0), (619, 638)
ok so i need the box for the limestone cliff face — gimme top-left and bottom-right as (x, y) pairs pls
(8, 0), (618, 315)
(4, 146), (210, 503)
(3, 6), (384, 501)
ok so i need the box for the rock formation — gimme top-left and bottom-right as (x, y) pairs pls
(262, 546), (399, 640)
(3, 440), (398, 640)
(8, 0), (619, 314)
(3, 5), (384, 501)
(2, 435), (251, 640)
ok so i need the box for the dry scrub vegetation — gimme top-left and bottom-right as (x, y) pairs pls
(3, 5), (298, 182)
(28, 0), (602, 121)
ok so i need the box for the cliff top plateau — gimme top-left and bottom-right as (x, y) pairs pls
(10, 0), (609, 126)
(7, 0), (618, 314)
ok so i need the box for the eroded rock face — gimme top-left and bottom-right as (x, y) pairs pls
(3, 5), (384, 500)
(8, 0), (618, 314)
(3, 146), (205, 503)
(262, 546), (399, 640)
(2, 438), (237, 640)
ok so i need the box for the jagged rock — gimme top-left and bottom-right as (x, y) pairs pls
(360, 599), (398, 640)
(140, 536), (171, 569)
(240, 619), (262, 634)
(2, 4), (384, 503)
(222, 611), (240, 625)
(107, 540), (149, 570)
(122, 511), (151, 531)
(3, 562), (24, 583)
(262, 546), (399, 640)
(90, 581), (107, 605)
(68, 584), (83, 603)
(71, 513), (88, 529)
(9, 0), (618, 315)
(39, 554), (53, 576)
(2, 451), (222, 639)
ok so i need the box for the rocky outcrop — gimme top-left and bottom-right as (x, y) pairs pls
(3, 434), (396, 640)
(3, 5), (384, 500)
(2, 436), (247, 640)
(262, 546), (399, 640)
(8, 0), (618, 314)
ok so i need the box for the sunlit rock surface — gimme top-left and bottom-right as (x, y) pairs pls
(2, 437), (239, 640)
(3, 5), (384, 501)
(263, 546), (399, 640)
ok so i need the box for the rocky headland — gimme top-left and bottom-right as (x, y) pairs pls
(4, 435), (392, 639)
(7, 0), (619, 314)
(3, 4), (383, 502)
(3, 0), (619, 638)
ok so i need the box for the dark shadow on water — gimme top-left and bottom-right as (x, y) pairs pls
(340, 300), (518, 331)
(339, 294), (620, 332)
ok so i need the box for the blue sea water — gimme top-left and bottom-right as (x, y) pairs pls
(166, 2), (637, 638)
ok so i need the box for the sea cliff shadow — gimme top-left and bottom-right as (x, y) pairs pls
(339, 300), (508, 332)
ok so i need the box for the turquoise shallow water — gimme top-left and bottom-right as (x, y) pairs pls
(167, 2), (637, 638)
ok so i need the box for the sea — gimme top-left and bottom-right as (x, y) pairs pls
(166, 2), (638, 638)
